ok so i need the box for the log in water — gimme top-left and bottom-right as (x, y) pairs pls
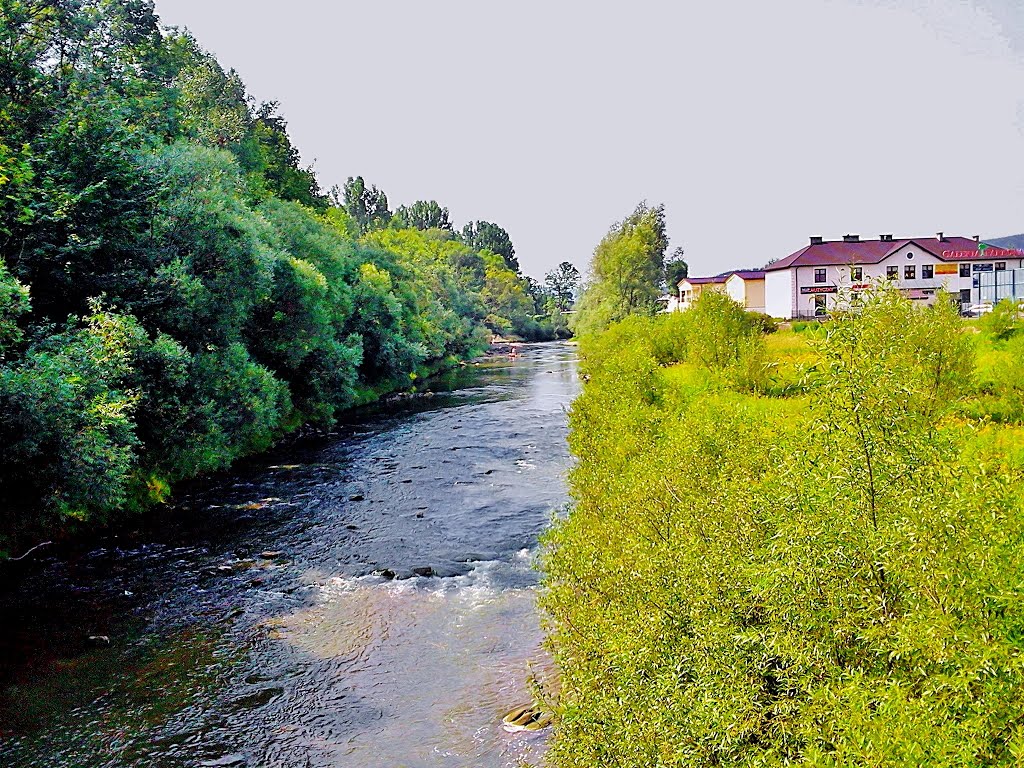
(0, 343), (578, 768)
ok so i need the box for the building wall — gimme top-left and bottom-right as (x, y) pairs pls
(764, 270), (793, 318)
(725, 276), (744, 305)
(746, 279), (766, 313)
(726, 275), (766, 313)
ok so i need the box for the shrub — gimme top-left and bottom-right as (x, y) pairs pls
(745, 310), (779, 334)
(0, 306), (146, 543)
(980, 298), (1022, 341)
(544, 289), (1024, 767)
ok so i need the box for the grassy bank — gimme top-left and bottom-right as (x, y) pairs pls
(541, 291), (1024, 766)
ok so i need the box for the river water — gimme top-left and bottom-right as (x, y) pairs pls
(0, 343), (578, 767)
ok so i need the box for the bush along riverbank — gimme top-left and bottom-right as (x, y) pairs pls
(541, 289), (1024, 766)
(0, 3), (568, 557)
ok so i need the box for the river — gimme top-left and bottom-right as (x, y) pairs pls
(0, 342), (578, 767)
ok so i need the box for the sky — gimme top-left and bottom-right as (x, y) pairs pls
(154, 0), (1024, 280)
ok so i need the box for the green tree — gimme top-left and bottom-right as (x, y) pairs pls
(0, 259), (30, 358)
(461, 220), (517, 271)
(246, 101), (325, 208)
(393, 200), (452, 231)
(0, 303), (146, 535)
(339, 175), (391, 233)
(664, 246), (688, 291)
(0, 0), (553, 553)
(544, 261), (580, 313)
(572, 201), (668, 336)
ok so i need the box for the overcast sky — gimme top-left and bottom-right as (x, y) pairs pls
(154, 0), (1024, 280)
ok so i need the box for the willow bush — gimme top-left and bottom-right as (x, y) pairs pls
(543, 289), (1024, 766)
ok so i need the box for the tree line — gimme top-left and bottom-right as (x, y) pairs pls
(0, 0), (577, 555)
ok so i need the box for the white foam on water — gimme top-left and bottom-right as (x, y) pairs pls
(311, 547), (540, 611)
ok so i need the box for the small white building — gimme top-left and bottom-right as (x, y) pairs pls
(763, 234), (1024, 319)
(725, 271), (766, 314)
(677, 274), (729, 311)
(656, 293), (682, 312)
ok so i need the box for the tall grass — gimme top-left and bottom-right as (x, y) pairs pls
(542, 291), (1024, 767)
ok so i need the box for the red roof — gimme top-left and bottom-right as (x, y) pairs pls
(765, 237), (1017, 271)
(681, 275), (729, 285)
(680, 269), (764, 287)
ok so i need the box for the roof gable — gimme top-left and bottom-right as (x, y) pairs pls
(728, 270), (766, 281)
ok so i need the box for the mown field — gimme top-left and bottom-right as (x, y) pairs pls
(541, 291), (1024, 767)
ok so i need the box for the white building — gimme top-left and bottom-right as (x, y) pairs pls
(656, 293), (682, 312)
(724, 271), (766, 314)
(763, 234), (1024, 319)
(677, 274), (729, 311)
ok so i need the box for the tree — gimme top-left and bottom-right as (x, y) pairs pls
(0, 260), (30, 359)
(247, 101), (325, 208)
(0, 0), (566, 556)
(664, 246), (688, 291)
(545, 261), (581, 313)
(572, 202), (668, 335)
(393, 200), (452, 231)
(339, 176), (391, 233)
(461, 220), (517, 271)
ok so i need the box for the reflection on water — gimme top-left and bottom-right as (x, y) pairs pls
(0, 343), (577, 767)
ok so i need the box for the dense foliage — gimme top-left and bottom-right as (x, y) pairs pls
(543, 289), (1024, 766)
(572, 201), (670, 336)
(0, 0), (567, 554)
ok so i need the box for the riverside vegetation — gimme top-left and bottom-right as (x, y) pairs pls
(542, 290), (1024, 766)
(0, 1), (576, 556)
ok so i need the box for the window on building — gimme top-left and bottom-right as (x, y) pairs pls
(960, 264), (971, 277)
(960, 288), (972, 303)
(813, 295), (826, 316)
(996, 261), (1007, 271)
(887, 266), (899, 280)
(922, 264), (933, 279)
(851, 267), (863, 281)
(905, 265), (916, 280)
(814, 268), (826, 283)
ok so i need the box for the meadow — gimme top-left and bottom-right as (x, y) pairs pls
(542, 291), (1024, 766)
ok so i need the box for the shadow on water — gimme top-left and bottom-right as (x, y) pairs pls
(0, 342), (578, 768)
